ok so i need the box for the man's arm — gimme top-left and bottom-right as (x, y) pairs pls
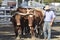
(50, 18), (55, 26)
(50, 11), (56, 26)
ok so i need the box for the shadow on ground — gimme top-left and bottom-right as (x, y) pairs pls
(0, 22), (60, 40)
(51, 29), (60, 39)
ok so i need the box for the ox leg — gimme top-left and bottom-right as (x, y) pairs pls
(28, 15), (36, 39)
(14, 25), (18, 37)
(15, 14), (21, 39)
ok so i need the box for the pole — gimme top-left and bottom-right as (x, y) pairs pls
(38, 0), (43, 3)
(22, 0), (25, 3)
(16, 0), (18, 9)
(38, 0), (40, 3)
(41, 0), (43, 4)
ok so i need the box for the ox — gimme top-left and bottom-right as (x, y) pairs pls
(10, 7), (44, 40)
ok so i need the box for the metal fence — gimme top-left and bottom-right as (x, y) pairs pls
(0, 8), (12, 24)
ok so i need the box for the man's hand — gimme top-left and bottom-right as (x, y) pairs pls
(50, 22), (53, 26)
(50, 18), (55, 26)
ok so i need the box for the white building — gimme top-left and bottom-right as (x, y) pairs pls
(2, 0), (16, 5)
(0, 0), (18, 24)
(1, 0), (18, 9)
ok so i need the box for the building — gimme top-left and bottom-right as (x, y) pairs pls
(1, 0), (17, 9)
(0, 0), (17, 24)
(0, 0), (45, 24)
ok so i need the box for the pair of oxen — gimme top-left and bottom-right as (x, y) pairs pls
(11, 6), (44, 39)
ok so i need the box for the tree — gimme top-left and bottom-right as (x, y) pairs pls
(44, 0), (52, 3)
(18, 0), (60, 4)
(54, 0), (60, 2)
(35, 0), (38, 2)
(0, 0), (2, 3)
(18, 0), (22, 3)
(0, 0), (2, 6)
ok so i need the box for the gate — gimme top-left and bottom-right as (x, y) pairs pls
(0, 8), (12, 24)
(0, 0), (18, 24)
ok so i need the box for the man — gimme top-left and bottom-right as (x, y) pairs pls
(43, 5), (56, 40)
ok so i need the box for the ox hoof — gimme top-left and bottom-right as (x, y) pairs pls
(15, 36), (21, 40)
(31, 36), (36, 40)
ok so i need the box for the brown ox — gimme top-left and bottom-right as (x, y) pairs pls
(34, 8), (44, 38)
(27, 8), (44, 38)
(10, 7), (30, 39)
(10, 7), (44, 39)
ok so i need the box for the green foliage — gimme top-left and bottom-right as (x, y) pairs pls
(44, 0), (60, 3)
(18, 0), (22, 3)
(35, 0), (60, 3)
(35, 0), (39, 2)
(55, 0), (60, 2)
(18, 0), (60, 4)
(0, 0), (2, 6)
(0, 0), (2, 3)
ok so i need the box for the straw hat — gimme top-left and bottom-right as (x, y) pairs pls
(44, 5), (50, 10)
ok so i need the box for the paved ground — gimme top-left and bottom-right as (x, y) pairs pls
(0, 23), (60, 40)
